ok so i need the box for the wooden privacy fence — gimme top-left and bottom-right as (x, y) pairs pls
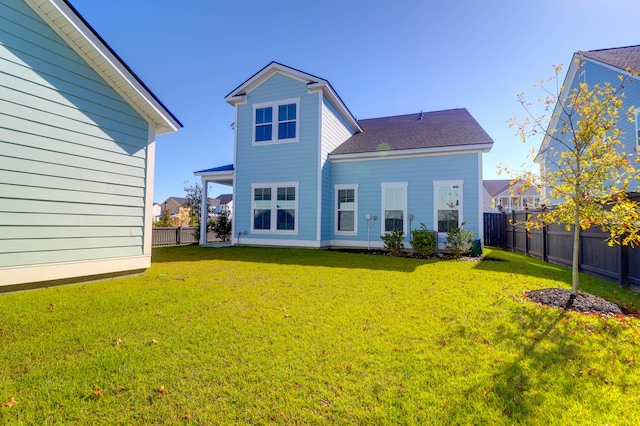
(484, 211), (640, 289)
(152, 227), (223, 246)
(152, 227), (198, 246)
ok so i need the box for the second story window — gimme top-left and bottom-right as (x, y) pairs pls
(253, 98), (300, 144)
(255, 107), (273, 142)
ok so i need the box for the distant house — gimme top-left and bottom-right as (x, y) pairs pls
(483, 180), (540, 213)
(160, 197), (191, 227)
(212, 193), (233, 215)
(536, 45), (640, 195)
(196, 62), (493, 249)
(0, 0), (181, 287)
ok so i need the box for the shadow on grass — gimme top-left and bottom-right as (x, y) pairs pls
(445, 305), (578, 423)
(151, 245), (430, 272)
(476, 249), (640, 311)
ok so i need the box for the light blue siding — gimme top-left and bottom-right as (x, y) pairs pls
(234, 73), (320, 243)
(320, 96), (357, 242)
(331, 153), (482, 245)
(0, 0), (150, 268)
(545, 59), (640, 191)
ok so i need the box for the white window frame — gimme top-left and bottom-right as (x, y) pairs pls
(635, 112), (639, 153)
(381, 182), (408, 235)
(335, 184), (358, 235)
(252, 98), (300, 146)
(250, 182), (299, 234)
(433, 180), (463, 235)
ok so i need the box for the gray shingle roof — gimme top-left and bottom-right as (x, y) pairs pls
(331, 108), (493, 155)
(483, 180), (512, 197)
(582, 45), (640, 74)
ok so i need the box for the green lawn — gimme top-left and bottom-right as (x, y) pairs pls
(1, 246), (640, 425)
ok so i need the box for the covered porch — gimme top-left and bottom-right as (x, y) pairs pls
(194, 164), (234, 245)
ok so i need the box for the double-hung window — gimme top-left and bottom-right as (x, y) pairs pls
(253, 98), (300, 144)
(434, 180), (463, 233)
(335, 184), (358, 234)
(251, 183), (298, 233)
(381, 182), (407, 234)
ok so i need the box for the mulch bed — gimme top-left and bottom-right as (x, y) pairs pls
(525, 288), (628, 316)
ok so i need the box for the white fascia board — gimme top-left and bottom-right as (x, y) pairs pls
(25, 0), (180, 135)
(194, 170), (235, 179)
(330, 144), (492, 162)
(307, 83), (362, 133)
(225, 63), (326, 104)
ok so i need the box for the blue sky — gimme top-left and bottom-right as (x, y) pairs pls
(70, 0), (640, 203)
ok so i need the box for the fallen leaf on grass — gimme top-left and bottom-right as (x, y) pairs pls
(1, 397), (17, 408)
(114, 338), (123, 345)
(156, 385), (165, 395)
(183, 414), (195, 420)
(93, 388), (104, 397)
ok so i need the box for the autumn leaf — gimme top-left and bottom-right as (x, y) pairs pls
(93, 388), (104, 397)
(1, 397), (17, 408)
(114, 338), (123, 345)
(156, 385), (165, 395)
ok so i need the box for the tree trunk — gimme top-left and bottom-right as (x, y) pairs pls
(571, 206), (580, 296)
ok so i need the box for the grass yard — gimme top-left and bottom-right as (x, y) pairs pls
(1, 246), (640, 424)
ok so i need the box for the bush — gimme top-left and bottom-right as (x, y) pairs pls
(212, 211), (232, 241)
(410, 223), (437, 258)
(445, 221), (474, 258)
(381, 229), (405, 256)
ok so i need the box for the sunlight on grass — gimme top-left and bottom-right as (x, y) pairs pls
(1, 246), (639, 424)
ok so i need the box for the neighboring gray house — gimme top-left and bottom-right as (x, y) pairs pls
(0, 0), (181, 287)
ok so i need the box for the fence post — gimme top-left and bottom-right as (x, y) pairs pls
(619, 236), (629, 287)
(511, 210), (516, 253)
(501, 212), (507, 249)
(542, 222), (548, 263)
(525, 211), (530, 256)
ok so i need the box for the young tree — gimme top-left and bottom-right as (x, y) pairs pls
(183, 181), (204, 241)
(508, 57), (640, 297)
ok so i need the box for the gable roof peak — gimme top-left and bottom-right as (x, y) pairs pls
(225, 62), (361, 132)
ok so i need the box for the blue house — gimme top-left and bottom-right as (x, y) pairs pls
(0, 0), (180, 287)
(196, 62), (493, 249)
(536, 45), (640, 195)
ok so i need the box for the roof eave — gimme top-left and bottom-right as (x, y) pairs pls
(330, 143), (493, 161)
(25, 0), (181, 135)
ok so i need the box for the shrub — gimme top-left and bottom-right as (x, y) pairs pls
(381, 229), (405, 256)
(445, 221), (474, 258)
(410, 223), (437, 258)
(212, 211), (232, 241)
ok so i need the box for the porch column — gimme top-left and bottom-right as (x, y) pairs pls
(199, 178), (208, 245)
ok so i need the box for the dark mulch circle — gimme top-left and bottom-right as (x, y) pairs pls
(525, 288), (628, 316)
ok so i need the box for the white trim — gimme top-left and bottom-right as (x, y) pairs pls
(334, 184), (359, 235)
(252, 98), (300, 145)
(328, 239), (385, 249)
(200, 177), (208, 245)
(381, 182), (408, 235)
(330, 144), (492, 162)
(232, 104), (238, 245)
(477, 153), (484, 248)
(433, 179), (464, 238)
(235, 238), (321, 248)
(316, 93), (324, 242)
(23, 0), (180, 135)
(250, 182), (299, 234)
(0, 255), (150, 287)
(143, 123), (156, 255)
(225, 62), (361, 133)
